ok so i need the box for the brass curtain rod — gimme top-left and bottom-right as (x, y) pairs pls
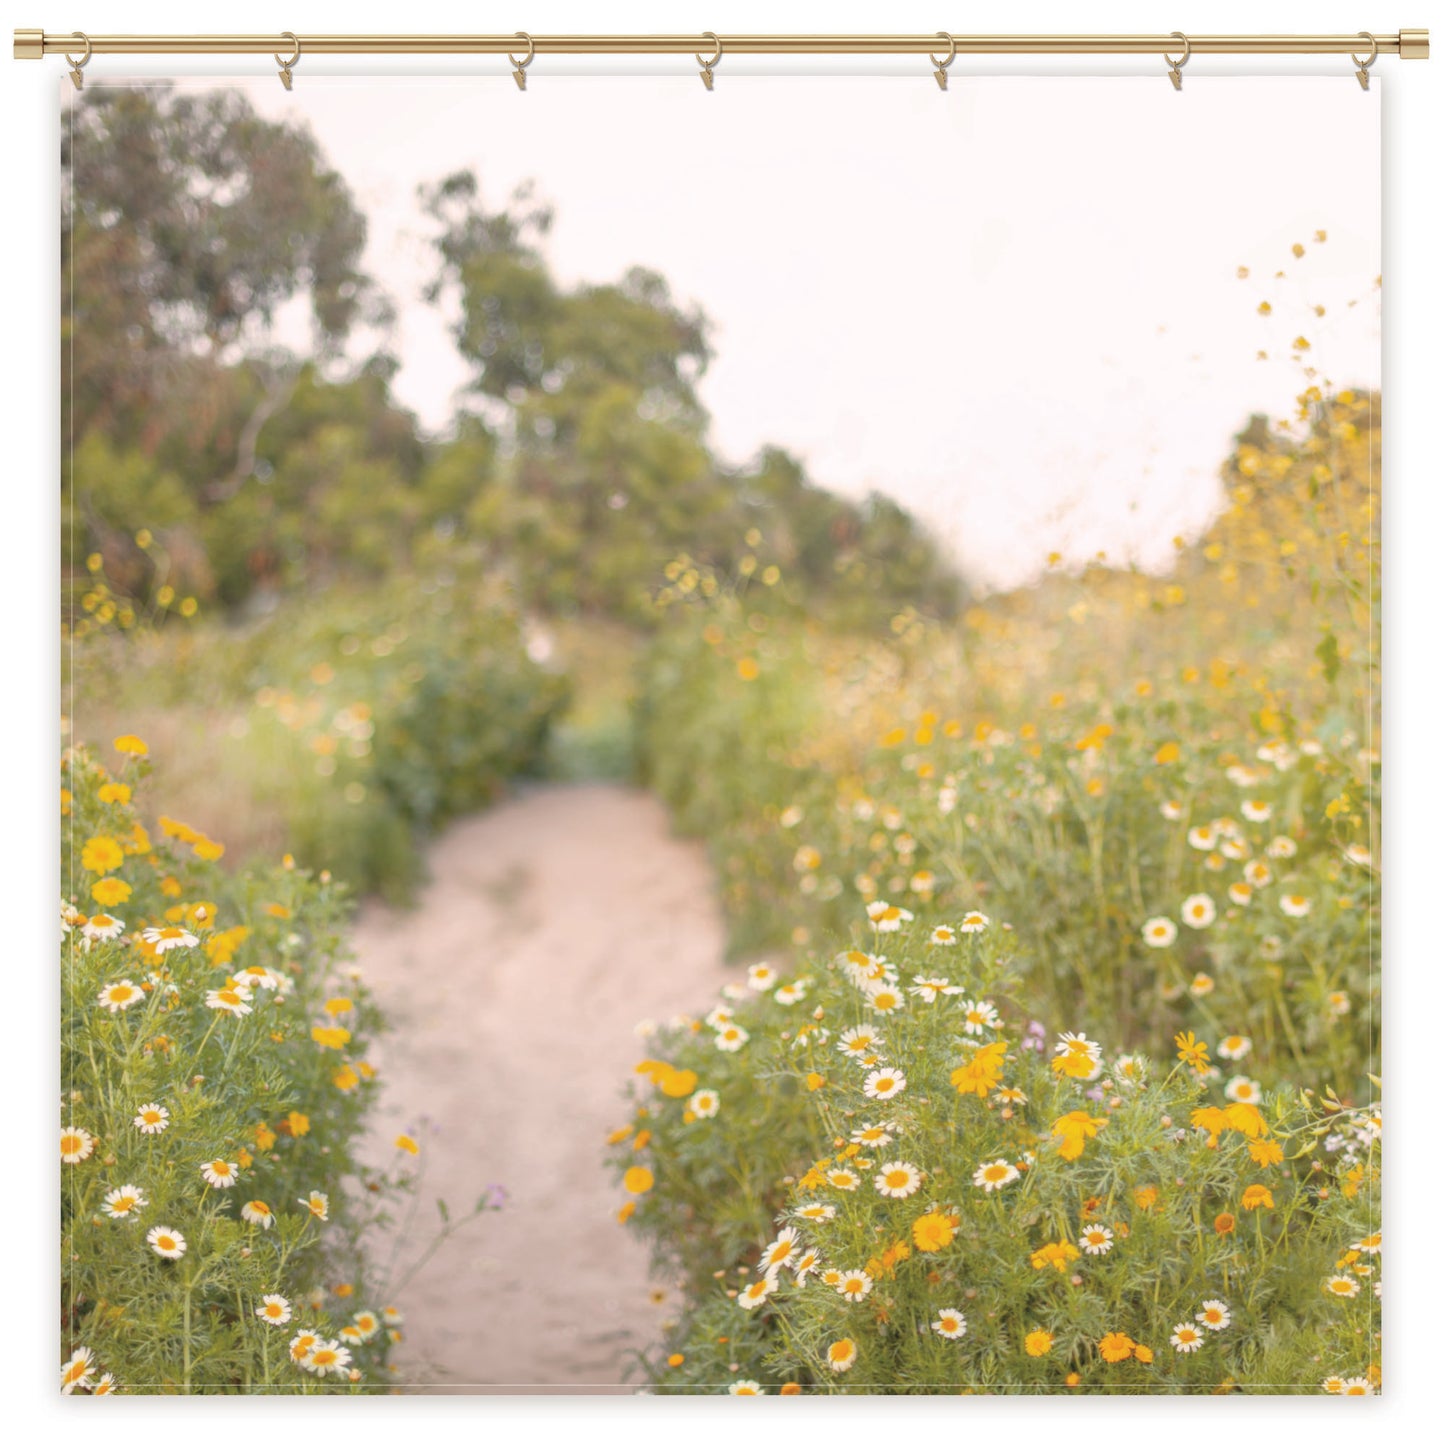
(12, 29), (1433, 60)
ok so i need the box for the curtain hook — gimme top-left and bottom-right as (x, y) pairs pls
(1352, 32), (1379, 90)
(696, 32), (722, 90)
(510, 32), (535, 90)
(65, 31), (92, 90)
(275, 32), (300, 90)
(930, 32), (957, 90)
(1165, 32), (1191, 90)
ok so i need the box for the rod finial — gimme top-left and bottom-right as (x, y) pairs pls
(1399, 28), (1429, 58)
(13, 28), (45, 60)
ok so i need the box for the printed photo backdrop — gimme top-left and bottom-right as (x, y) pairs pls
(61, 75), (1380, 1395)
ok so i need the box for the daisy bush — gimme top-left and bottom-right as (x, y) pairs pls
(61, 738), (416, 1392)
(609, 911), (1382, 1394)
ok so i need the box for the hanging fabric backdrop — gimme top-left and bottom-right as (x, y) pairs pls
(60, 74), (1380, 1396)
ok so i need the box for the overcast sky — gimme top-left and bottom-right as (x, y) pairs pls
(140, 76), (1379, 590)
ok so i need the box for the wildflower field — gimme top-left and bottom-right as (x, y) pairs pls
(612, 386), (1382, 1394)
(57, 80), (1382, 1397)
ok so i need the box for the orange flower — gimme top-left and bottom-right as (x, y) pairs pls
(1214, 1212), (1236, 1235)
(1099, 1332), (1136, 1363)
(1241, 1184), (1275, 1212)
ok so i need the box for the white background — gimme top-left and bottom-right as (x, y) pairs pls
(5, 1), (1441, 1437)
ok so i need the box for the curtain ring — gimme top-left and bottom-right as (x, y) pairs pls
(930, 32), (957, 91)
(510, 32), (535, 90)
(65, 31), (92, 90)
(696, 32), (722, 90)
(275, 32), (300, 90)
(1166, 32), (1191, 90)
(1352, 32), (1379, 90)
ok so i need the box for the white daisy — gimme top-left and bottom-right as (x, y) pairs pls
(146, 1225), (187, 1259)
(1217, 1035), (1252, 1061)
(256, 1294), (292, 1325)
(849, 1124), (894, 1149)
(61, 1346), (97, 1394)
(241, 1200), (275, 1229)
(96, 979), (145, 1013)
(759, 1228), (801, 1276)
(729, 1380), (764, 1395)
(132, 1103), (169, 1134)
(737, 1276), (777, 1311)
(863, 1067), (907, 1101)
(959, 998), (1001, 1035)
(873, 1161), (923, 1199)
(1281, 893), (1312, 918)
(908, 976), (958, 1003)
(1080, 1225), (1114, 1255)
(1141, 916), (1178, 948)
(715, 1023), (750, 1052)
(81, 913), (126, 945)
(1169, 1323), (1204, 1353)
(835, 1270), (873, 1302)
(688, 1089), (720, 1118)
(205, 983), (253, 1016)
(101, 1184), (146, 1221)
(826, 1168), (861, 1192)
(932, 1308), (967, 1339)
(972, 1158), (1019, 1192)
(929, 925), (957, 947)
(958, 911), (989, 933)
(1181, 894), (1217, 929)
(299, 1339), (352, 1376)
(200, 1159), (239, 1189)
(746, 964), (777, 991)
(141, 925), (199, 953)
(794, 1203), (837, 1222)
(837, 1025), (885, 1062)
(1196, 1299), (1232, 1331)
(1224, 1076), (1263, 1105)
(866, 900), (913, 932)
(1266, 836), (1298, 859)
(60, 1127), (95, 1164)
(1241, 800), (1272, 822)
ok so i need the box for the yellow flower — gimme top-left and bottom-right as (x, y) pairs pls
(1248, 1138), (1285, 1167)
(1030, 1241), (1081, 1272)
(332, 1066), (360, 1092)
(286, 1111), (311, 1138)
(81, 836), (125, 875)
(617, 1201), (636, 1223)
(113, 734), (149, 757)
(97, 782), (131, 805)
(324, 998), (353, 1017)
(1153, 741), (1180, 765)
(255, 1123), (278, 1152)
(194, 836), (226, 862)
(1241, 1184), (1275, 1212)
(911, 1211), (959, 1253)
(1174, 1031), (1210, 1071)
(1134, 1343), (1154, 1364)
(91, 877), (132, 908)
(311, 1025), (352, 1051)
(1051, 1111), (1108, 1162)
(1024, 1330), (1054, 1357)
(951, 1041), (1008, 1098)
(395, 1135), (419, 1155)
(623, 1166), (655, 1196)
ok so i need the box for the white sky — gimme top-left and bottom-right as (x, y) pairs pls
(155, 77), (1379, 590)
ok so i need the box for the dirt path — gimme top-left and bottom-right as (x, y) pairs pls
(348, 783), (733, 1392)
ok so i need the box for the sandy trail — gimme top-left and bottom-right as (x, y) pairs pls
(348, 782), (732, 1392)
